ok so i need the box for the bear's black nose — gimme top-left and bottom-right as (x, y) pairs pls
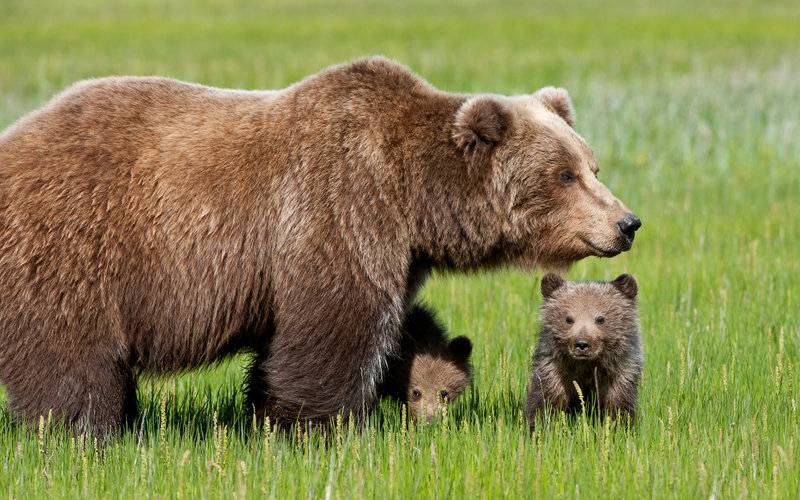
(617, 213), (642, 241)
(574, 340), (590, 352)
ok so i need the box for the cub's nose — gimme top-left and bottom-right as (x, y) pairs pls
(617, 213), (642, 241)
(574, 340), (590, 352)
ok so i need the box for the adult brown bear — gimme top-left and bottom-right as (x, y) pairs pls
(0, 57), (640, 436)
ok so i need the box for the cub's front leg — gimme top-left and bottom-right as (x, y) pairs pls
(525, 360), (568, 431)
(602, 369), (640, 427)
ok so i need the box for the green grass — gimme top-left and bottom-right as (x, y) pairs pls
(1, 0), (799, 497)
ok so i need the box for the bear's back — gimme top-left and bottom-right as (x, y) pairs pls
(0, 77), (278, 177)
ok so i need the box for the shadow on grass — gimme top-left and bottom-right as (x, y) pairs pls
(0, 373), (533, 447)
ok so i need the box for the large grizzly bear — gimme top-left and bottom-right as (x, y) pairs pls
(0, 57), (640, 436)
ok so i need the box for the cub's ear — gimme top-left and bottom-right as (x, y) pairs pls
(611, 274), (638, 301)
(540, 273), (565, 299)
(447, 336), (473, 363)
(533, 87), (575, 127)
(452, 95), (511, 172)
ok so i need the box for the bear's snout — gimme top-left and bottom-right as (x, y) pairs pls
(616, 213), (642, 249)
(574, 340), (590, 352)
(568, 334), (601, 360)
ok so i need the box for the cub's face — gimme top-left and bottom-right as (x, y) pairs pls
(406, 336), (472, 423)
(539, 273), (639, 362)
(453, 89), (640, 271)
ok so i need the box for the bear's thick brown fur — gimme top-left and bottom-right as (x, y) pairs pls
(378, 304), (472, 423)
(0, 57), (639, 436)
(525, 274), (643, 429)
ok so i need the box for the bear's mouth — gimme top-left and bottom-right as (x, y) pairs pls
(567, 348), (601, 362)
(579, 236), (622, 257)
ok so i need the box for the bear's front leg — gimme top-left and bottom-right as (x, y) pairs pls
(255, 285), (404, 426)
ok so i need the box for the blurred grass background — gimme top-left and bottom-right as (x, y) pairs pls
(1, 0), (799, 498)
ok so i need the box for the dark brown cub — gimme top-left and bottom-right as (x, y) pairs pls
(378, 304), (472, 423)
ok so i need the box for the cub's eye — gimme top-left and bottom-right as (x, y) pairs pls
(595, 315), (605, 325)
(439, 390), (449, 400)
(559, 170), (576, 184)
(565, 316), (574, 325)
(411, 389), (422, 401)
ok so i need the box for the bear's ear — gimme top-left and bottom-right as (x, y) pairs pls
(452, 96), (511, 173)
(611, 274), (638, 301)
(540, 273), (565, 299)
(533, 87), (575, 127)
(447, 336), (473, 363)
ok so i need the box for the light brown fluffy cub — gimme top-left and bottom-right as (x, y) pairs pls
(526, 273), (643, 429)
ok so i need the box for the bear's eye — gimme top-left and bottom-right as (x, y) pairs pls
(411, 389), (422, 401)
(559, 170), (576, 184)
(439, 390), (449, 400)
(565, 316), (574, 325)
(595, 315), (605, 325)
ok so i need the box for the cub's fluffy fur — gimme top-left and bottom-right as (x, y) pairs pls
(526, 274), (643, 428)
(379, 305), (472, 423)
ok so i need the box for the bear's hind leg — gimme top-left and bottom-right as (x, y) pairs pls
(6, 354), (137, 440)
(72, 357), (138, 439)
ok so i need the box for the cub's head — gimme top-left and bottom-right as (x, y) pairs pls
(538, 273), (639, 362)
(452, 88), (640, 270)
(406, 336), (472, 423)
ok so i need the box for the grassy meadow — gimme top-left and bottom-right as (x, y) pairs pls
(1, 0), (799, 497)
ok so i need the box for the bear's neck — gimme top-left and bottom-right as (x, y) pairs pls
(393, 93), (510, 271)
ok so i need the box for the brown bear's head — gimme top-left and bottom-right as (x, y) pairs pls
(538, 273), (639, 363)
(452, 88), (640, 271)
(406, 336), (472, 424)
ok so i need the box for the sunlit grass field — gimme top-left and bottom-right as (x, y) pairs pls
(1, 0), (799, 497)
